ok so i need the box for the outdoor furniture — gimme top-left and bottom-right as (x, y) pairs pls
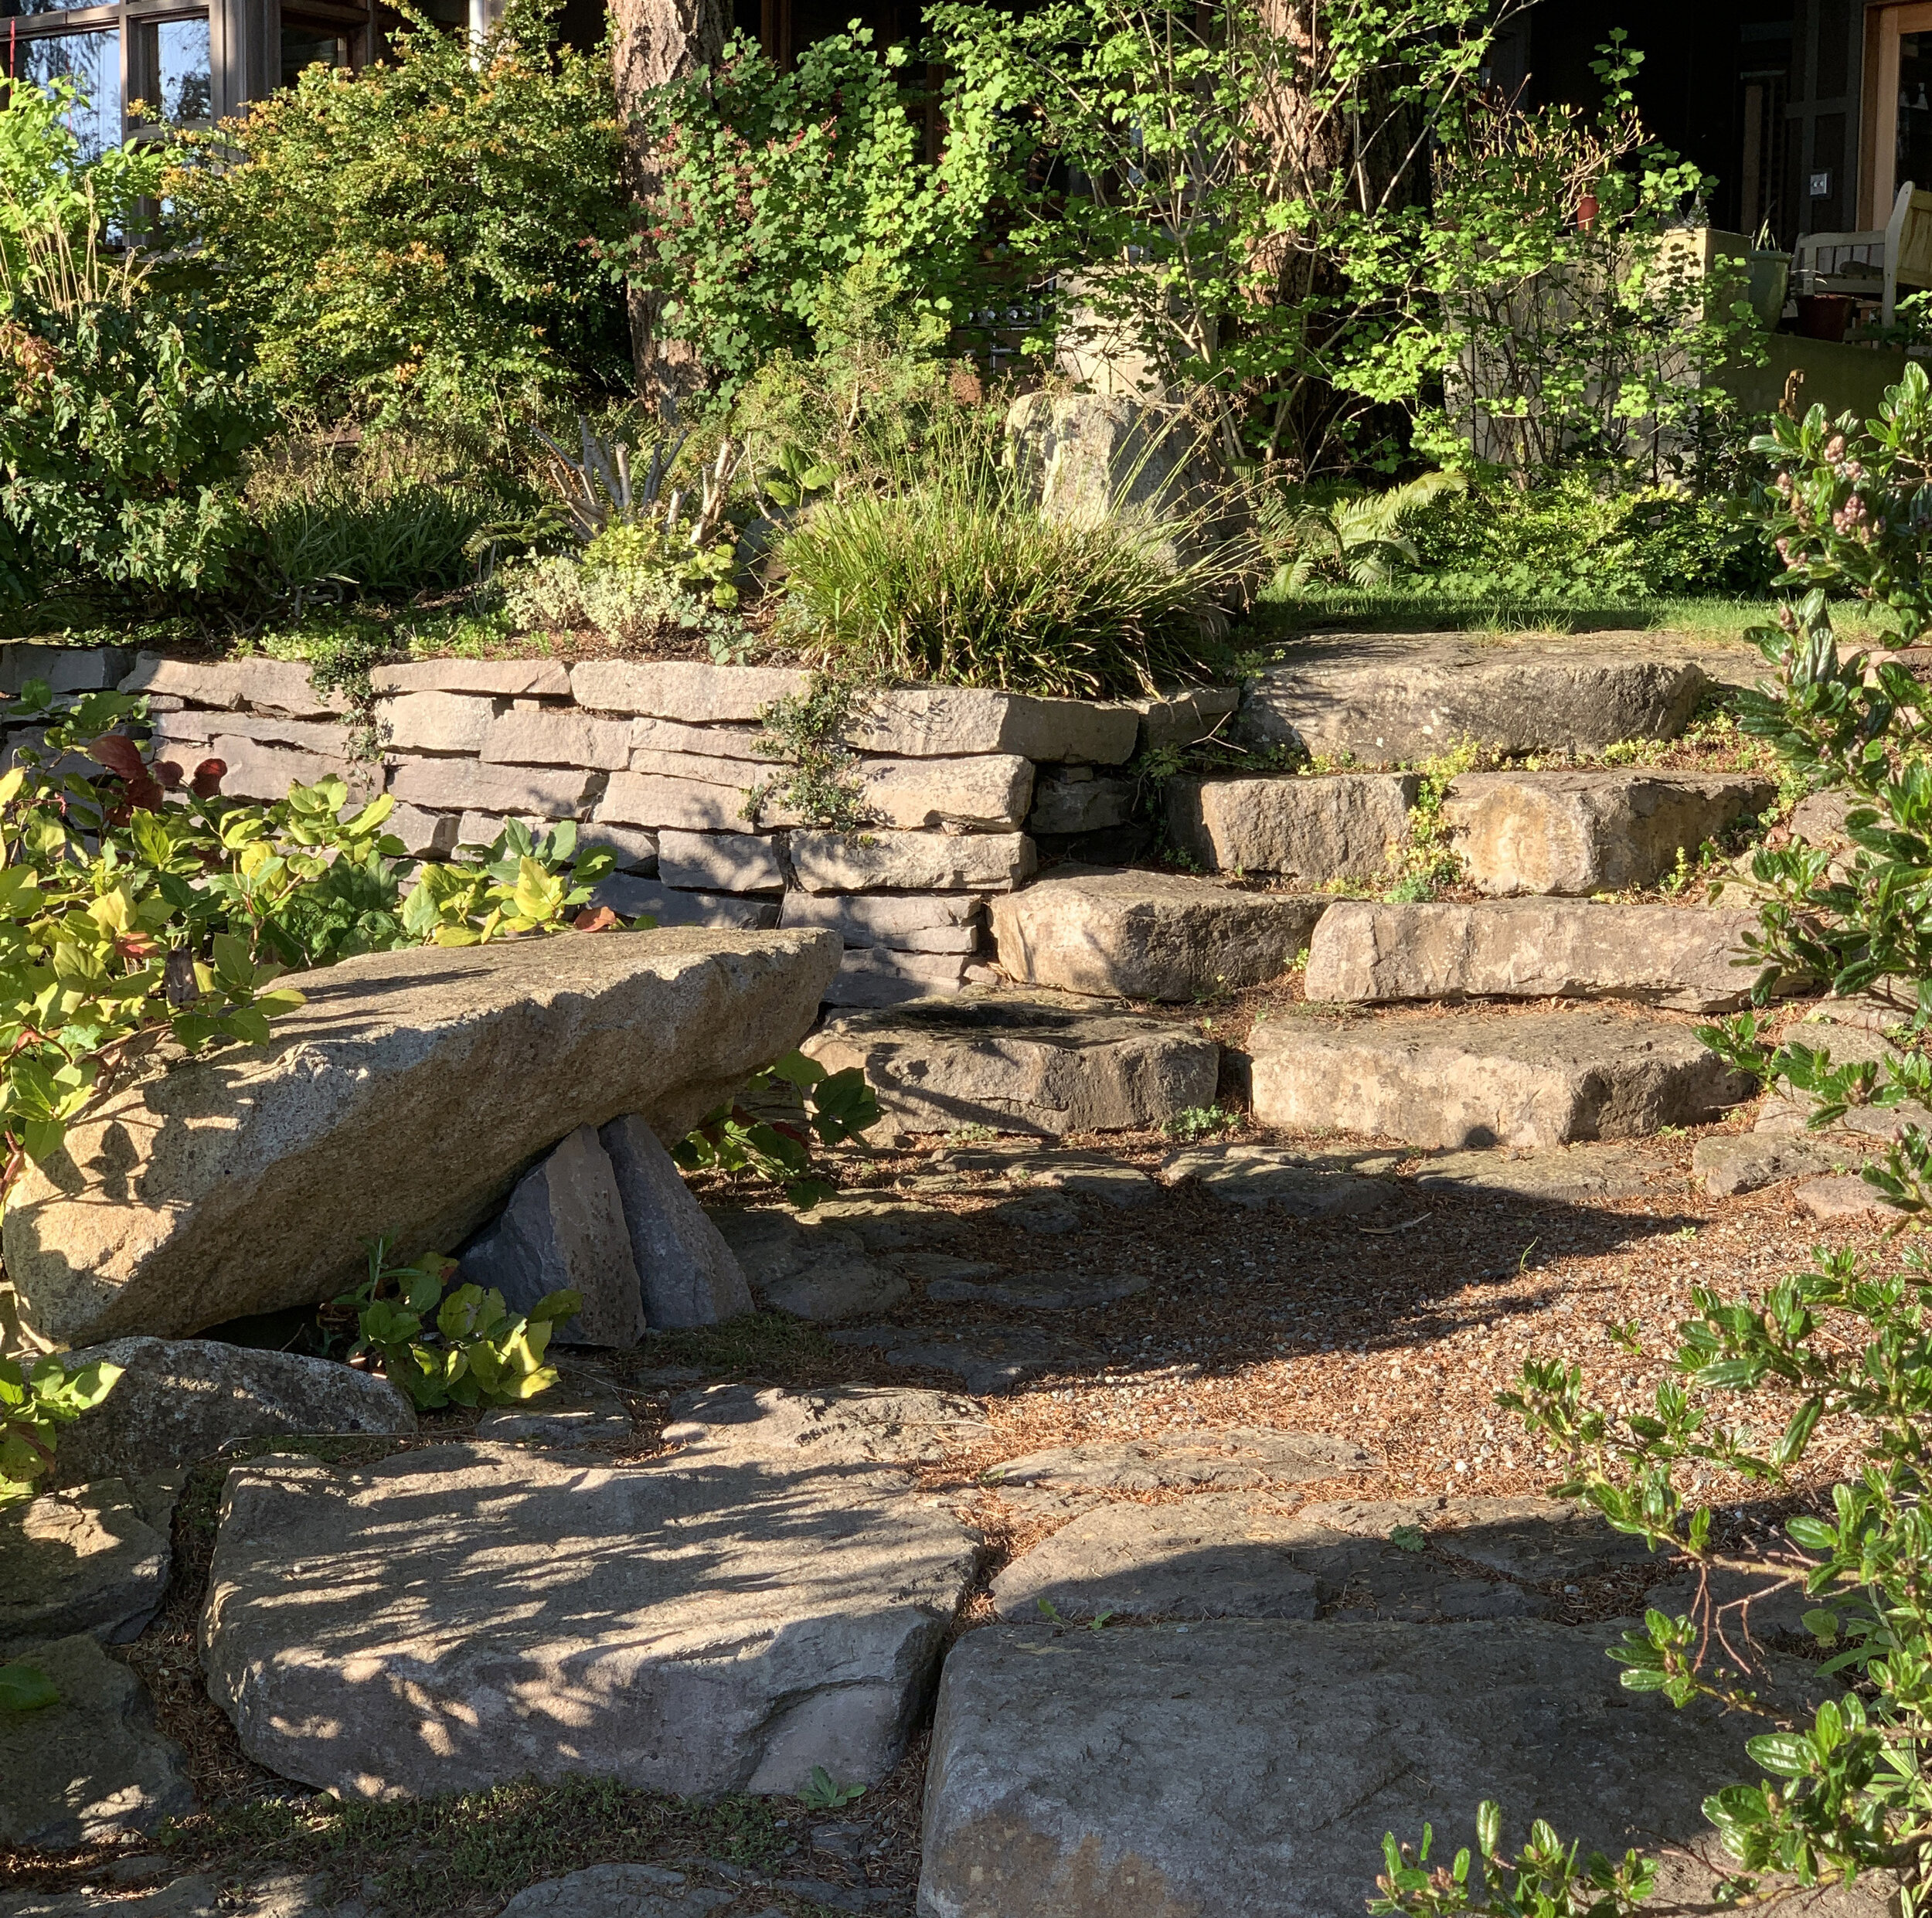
(1794, 179), (1932, 325)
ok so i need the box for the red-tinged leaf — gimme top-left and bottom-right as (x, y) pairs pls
(191, 760), (226, 797)
(770, 1121), (810, 1148)
(153, 759), (183, 790)
(114, 933), (158, 961)
(572, 906), (620, 933)
(88, 736), (145, 780)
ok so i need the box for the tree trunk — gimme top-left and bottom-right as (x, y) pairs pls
(611, 0), (730, 410)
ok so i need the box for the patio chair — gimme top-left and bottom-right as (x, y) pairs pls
(1794, 179), (1932, 325)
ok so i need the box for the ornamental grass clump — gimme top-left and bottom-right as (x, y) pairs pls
(774, 461), (1247, 698)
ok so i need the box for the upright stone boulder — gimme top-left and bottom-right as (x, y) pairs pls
(6, 928), (840, 1346)
(991, 869), (1324, 1000)
(599, 1117), (753, 1328)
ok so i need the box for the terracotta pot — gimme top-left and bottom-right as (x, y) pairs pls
(1797, 293), (1857, 342)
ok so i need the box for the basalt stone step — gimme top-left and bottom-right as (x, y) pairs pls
(1305, 899), (1770, 1014)
(1239, 633), (1708, 762)
(990, 867), (1324, 1001)
(1163, 774), (1417, 883)
(801, 993), (1218, 1136)
(1441, 769), (1774, 896)
(1248, 1008), (1751, 1149)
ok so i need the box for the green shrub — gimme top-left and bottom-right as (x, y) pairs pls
(0, 77), (162, 274)
(774, 457), (1247, 698)
(167, 0), (628, 434)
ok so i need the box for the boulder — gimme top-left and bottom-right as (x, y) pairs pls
(49, 1341), (414, 1489)
(1304, 899), (1770, 1014)
(458, 1125), (644, 1347)
(990, 869), (1324, 1001)
(5, 928), (841, 1346)
(600, 1116), (753, 1328)
(0, 1480), (169, 1643)
(1165, 774), (1417, 882)
(0, 1634), (193, 1847)
(919, 1618), (1840, 1918)
(1248, 1009), (1751, 1148)
(199, 1441), (978, 1799)
(788, 830), (1036, 895)
(662, 1382), (992, 1468)
(1239, 634), (1707, 761)
(1441, 770), (1774, 896)
(803, 995), (1219, 1136)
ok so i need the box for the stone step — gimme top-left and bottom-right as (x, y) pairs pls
(1163, 773), (1416, 883)
(1442, 768), (1774, 896)
(1305, 898), (1770, 1014)
(801, 992), (1219, 1136)
(1239, 633), (1710, 761)
(1248, 1008), (1750, 1148)
(990, 867), (1324, 1000)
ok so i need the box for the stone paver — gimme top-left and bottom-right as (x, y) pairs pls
(1249, 1009), (1751, 1149)
(0, 1479), (169, 1644)
(828, 1327), (1097, 1394)
(1795, 1174), (1898, 1221)
(803, 995), (1219, 1137)
(0, 1876), (349, 1918)
(662, 1382), (992, 1467)
(1407, 1144), (1658, 1202)
(200, 1441), (978, 1800)
(1295, 1494), (1663, 1583)
(496, 1865), (741, 1918)
(1165, 773), (1417, 882)
(922, 1146), (1158, 1206)
(1158, 1144), (1396, 1216)
(988, 1429), (1371, 1497)
(1694, 1131), (1864, 1197)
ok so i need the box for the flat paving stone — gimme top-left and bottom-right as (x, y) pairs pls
(924, 1272), (1148, 1311)
(475, 1365), (633, 1446)
(199, 1440), (978, 1800)
(897, 1253), (1003, 1284)
(662, 1382), (992, 1467)
(1157, 1144), (1396, 1216)
(496, 1865), (740, 1918)
(828, 1327), (1098, 1394)
(706, 1209), (910, 1322)
(802, 994), (1218, 1137)
(986, 1193), (1082, 1233)
(1796, 1173), (1899, 1222)
(1695, 1131), (1867, 1197)
(987, 1429), (1372, 1498)
(920, 1617), (1858, 1918)
(1295, 1494), (1664, 1583)
(1406, 1144), (1658, 1203)
(927, 1145), (1158, 1207)
(1249, 1008), (1751, 1150)
(796, 1195), (965, 1250)
(0, 1478), (170, 1644)
(0, 1633), (193, 1847)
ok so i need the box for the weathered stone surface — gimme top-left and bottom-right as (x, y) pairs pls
(663, 1382), (992, 1467)
(1694, 1132), (1862, 1197)
(626, 747), (794, 791)
(1241, 634), (1707, 761)
(481, 708), (631, 770)
(572, 660), (808, 721)
(372, 659), (572, 697)
(121, 655), (347, 719)
(928, 1145), (1157, 1206)
(790, 830), (1036, 895)
(988, 1430), (1371, 1498)
(49, 1340), (413, 1490)
(842, 688), (1138, 765)
(1, 642), (132, 697)
(991, 869), (1324, 1001)
(595, 772), (760, 833)
(1132, 688), (1241, 753)
(988, 1191), (1080, 1233)
(7, 929), (840, 1345)
(920, 1617), (1841, 1918)
(0, 1480), (169, 1643)
(1027, 768), (1134, 836)
(628, 718), (769, 760)
(376, 692), (498, 755)
(780, 892), (987, 952)
(656, 829), (784, 894)
(992, 1497), (1322, 1622)
(1753, 1021), (1932, 1140)
(1294, 1494), (1662, 1583)
(0, 1872), (350, 1918)
(1789, 788), (1854, 849)
(804, 995), (1219, 1136)
(199, 1441), (978, 1798)
(1443, 770), (1774, 896)
(828, 1326), (1097, 1393)
(475, 1369), (632, 1446)
(196, 712), (349, 754)
(580, 822), (659, 872)
(1156, 1145), (1394, 1216)
(1304, 899), (1768, 1014)
(207, 738), (371, 806)
(798, 1195), (964, 1250)
(1796, 1173), (1897, 1222)
(386, 803), (461, 858)
(1165, 774), (1417, 882)
(600, 1115), (753, 1328)
(497, 1865), (735, 1918)
(855, 756), (1035, 832)
(1249, 1009), (1751, 1149)
(588, 875), (777, 930)
(0, 1634), (193, 1847)
(824, 949), (973, 1008)
(388, 758), (601, 819)
(707, 1209), (909, 1322)
(1407, 1144), (1658, 1202)
(461, 1125), (644, 1346)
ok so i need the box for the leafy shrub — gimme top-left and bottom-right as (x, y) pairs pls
(775, 455), (1247, 697)
(0, 213), (268, 603)
(1259, 472), (1466, 591)
(0, 77), (162, 271)
(675, 1051), (882, 1209)
(167, 0), (628, 433)
(2, 1352), (119, 1498)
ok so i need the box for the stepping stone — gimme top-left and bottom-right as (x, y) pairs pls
(920, 1617), (1809, 1918)
(1305, 899), (1770, 1014)
(1158, 1144), (1396, 1216)
(707, 1209), (910, 1322)
(800, 1195), (964, 1250)
(663, 1382), (992, 1467)
(1754, 1022), (1932, 1140)
(1164, 774), (1417, 882)
(988, 1429), (1371, 1498)
(199, 1441), (978, 1799)
(925, 1272), (1147, 1311)
(0, 1633), (193, 1847)
(1441, 770), (1773, 897)
(1249, 1009), (1751, 1150)
(0, 1479), (171, 1644)
(898, 1253), (1003, 1283)
(925, 1145), (1157, 1207)
(1795, 1173), (1898, 1222)
(1240, 633), (1707, 761)
(988, 1192), (1082, 1233)
(804, 994), (1219, 1136)
(1407, 1144), (1656, 1203)
(475, 1364), (633, 1446)
(49, 1339), (414, 1489)
(1297, 1495), (1662, 1583)
(497, 1865), (739, 1918)
(990, 868), (1325, 1000)
(828, 1326), (1097, 1393)
(1694, 1131), (1865, 1197)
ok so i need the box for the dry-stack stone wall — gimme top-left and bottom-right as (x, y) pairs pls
(9, 644), (1233, 1007)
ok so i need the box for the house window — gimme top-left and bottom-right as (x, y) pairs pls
(3, 1), (213, 146)
(1866, 3), (1932, 222)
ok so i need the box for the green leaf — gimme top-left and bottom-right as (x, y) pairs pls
(0, 1662), (60, 1712)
